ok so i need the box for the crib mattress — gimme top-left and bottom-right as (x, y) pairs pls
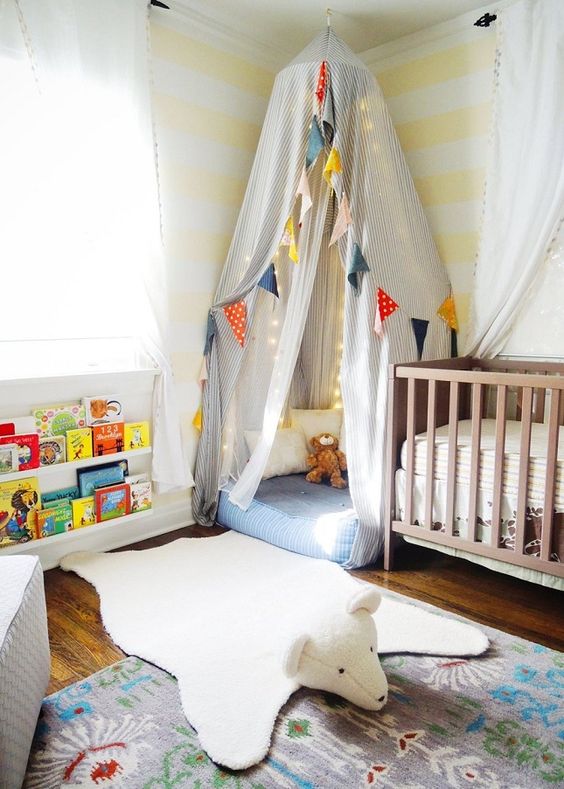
(400, 419), (564, 507)
(216, 474), (358, 565)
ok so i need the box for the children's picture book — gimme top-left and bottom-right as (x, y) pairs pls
(0, 444), (18, 474)
(42, 485), (80, 505)
(36, 500), (73, 538)
(83, 396), (124, 426)
(66, 428), (93, 462)
(0, 477), (41, 547)
(95, 483), (130, 522)
(77, 462), (126, 498)
(124, 472), (150, 485)
(130, 480), (152, 513)
(39, 435), (66, 467)
(71, 496), (96, 529)
(92, 423), (125, 456)
(0, 433), (40, 471)
(33, 403), (87, 437)
(0, 416), (35, 437)
(124, 421), (150, 450)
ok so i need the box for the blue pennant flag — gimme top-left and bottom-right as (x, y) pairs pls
(411, 318), (429, 360)
(305, 116), (324, 169)
(257, 263), (279, 298)
(347, 243), (370, 291)
(203, 311), (217, 356)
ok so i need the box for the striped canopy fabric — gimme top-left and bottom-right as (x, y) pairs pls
(193, 29), (451, 568)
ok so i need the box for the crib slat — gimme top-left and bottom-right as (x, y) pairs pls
(541, 389), (560, 562)
(535, 385), (546, 423)
(445, 381), (459, 537)
(425, 380), (437, 530)
(467, 383), (483, 543)
(490, 385), (507, 549)
(404, 377), (416, 526)
(515, 387), (533, 556)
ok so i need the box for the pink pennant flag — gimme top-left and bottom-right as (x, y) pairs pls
(296, 167), (312, 225)
(329, 192), (352, 246)
(198, 356), (208, 388)
(374, 308), (384, 338)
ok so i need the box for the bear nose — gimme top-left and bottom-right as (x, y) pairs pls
(378, 695), (386, 702)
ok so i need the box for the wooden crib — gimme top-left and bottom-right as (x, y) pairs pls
(384, 358), (564, 582)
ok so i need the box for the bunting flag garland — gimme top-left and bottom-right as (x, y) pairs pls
(198, 356), (208, 387)
(192, 405), (202, 432)
(296, 167), (312, 225)
(323, 147), (342, 186)
(329, 192), (352, 245)
(411, 318), (429, 360)
(203, 311), (217, 356)
(257, 263), (279, 298)
(321, 86), (335, 145)
(315, 61), (327, 109)
(281, 216), (298, 263)
(347, 243), (370, 291)
(305, 116), (324, 169)
(437, 295), (459, 331)
(374, 287), (399, 336)
(223, 300), (247, 346)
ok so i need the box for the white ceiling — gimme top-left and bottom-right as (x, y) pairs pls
(172, 0), (496, 59)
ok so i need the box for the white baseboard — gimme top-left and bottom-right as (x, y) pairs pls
(7, 501), (195, 572)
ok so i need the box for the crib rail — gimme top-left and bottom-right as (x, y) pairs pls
(384, 358), (564, 579)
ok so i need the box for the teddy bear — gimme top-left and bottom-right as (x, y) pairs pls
(306, 432), (347, 488)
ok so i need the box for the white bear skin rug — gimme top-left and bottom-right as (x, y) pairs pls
(60, 531), (488, 769)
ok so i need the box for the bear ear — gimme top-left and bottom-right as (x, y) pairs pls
(347, 585), (381, 615)
(310, 435), (320, 448)
(282, 634), (309, 677)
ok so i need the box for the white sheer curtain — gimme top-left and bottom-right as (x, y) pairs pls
(0, 0), (191, 491)
(465, 0), (564, 358)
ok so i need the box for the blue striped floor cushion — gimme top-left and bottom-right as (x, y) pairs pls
(216, 474), (358, 565)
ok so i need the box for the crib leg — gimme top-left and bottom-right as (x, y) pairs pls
(383, 530), (395, 571)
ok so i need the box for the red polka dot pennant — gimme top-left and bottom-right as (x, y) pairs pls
(315, 61), (327, 109)
(223, 300), (247, 347)
(374, 287), (399, 337)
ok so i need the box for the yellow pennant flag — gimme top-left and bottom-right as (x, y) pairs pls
(281, 216), (299, 264)
(192, 405), (202, 431)
(323, 147), (342, 186)
(437, 295), (458, 331)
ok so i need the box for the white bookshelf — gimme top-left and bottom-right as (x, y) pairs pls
(0, 446), (152, 484)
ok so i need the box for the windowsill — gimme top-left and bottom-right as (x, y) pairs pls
(0, 367), (161, 385)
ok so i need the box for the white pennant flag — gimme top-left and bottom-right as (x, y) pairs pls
(198, 356), (208, 387)
(329, 192), (352, 246)
(296, 167), (312, 225)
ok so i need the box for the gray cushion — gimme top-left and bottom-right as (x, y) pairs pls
(0, 556), (50, 789)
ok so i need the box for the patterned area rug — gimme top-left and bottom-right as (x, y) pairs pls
(26, 627), (563, 788)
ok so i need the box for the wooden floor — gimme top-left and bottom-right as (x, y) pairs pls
(44, 525), (564, 694)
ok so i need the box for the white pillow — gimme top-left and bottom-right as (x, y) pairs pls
(244, 428), (308, 480)
(290, 408), (344, 451)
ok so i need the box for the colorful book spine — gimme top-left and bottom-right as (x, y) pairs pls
(92, 423), (125, 456)
(83, 396), (124, 426)
(130, 480), (152, 512)
(0, 433), (40, 471)
(39, 435), (66, 467)
(66, 428), (93, 462)
(0, 444), (18, 474)
(33, 403), (87, 437)
(124, 421), (150, 450)
(36, 501), (72, 538)
(0, 476), (41, 547)
(71, 496), (96, 529)
(95, 483), (130, 522)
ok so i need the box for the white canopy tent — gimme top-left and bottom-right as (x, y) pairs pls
(193, 29), (453, 567)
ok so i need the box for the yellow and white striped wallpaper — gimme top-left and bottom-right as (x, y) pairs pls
(368, 26), (496, 348)
(149, 19), (275, 484)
